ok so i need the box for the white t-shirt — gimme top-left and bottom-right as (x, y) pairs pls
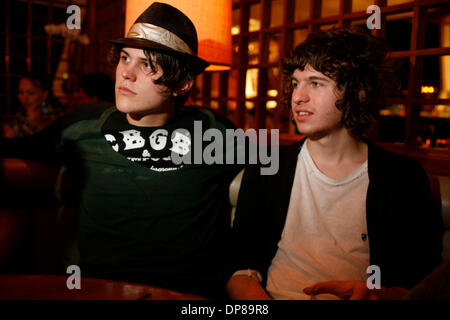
(266, 142), (370, 299)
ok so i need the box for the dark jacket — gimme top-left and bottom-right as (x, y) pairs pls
(228, 138), (443, 290)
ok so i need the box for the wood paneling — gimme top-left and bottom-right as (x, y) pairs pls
(86, 0), (125, 76)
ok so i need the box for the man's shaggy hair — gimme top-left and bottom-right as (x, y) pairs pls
(282, 28), (398, 137)
(109, 44), (197, 105)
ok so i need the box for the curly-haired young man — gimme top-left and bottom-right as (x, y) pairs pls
(226, 28), (443, 300)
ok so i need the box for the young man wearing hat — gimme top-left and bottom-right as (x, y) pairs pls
(226, 28), (443, 300)
(1, 3), (240, 298)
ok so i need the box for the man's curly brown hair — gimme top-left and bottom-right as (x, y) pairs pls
(282, 28), (398, 137)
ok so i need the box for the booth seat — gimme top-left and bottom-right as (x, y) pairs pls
(1, 158), (449, 276)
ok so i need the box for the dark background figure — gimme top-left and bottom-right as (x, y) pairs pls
(77, 72), (115, 105)
(2, 74), (65, 138)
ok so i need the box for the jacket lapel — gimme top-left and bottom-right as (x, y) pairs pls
(270, 139), (305, 234)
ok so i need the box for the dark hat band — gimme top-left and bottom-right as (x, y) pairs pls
(126, 22), (193, 55)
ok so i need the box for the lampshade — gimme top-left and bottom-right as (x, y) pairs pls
(125, 0), (232, 71)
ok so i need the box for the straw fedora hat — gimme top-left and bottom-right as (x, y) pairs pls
(111, 2), (209, 74)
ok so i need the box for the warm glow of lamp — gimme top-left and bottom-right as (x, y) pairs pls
(267, 89), (278, 97)
(266, 100), (277, 109)
(421, 85), (436, 94)
(125, 0), (232, 71)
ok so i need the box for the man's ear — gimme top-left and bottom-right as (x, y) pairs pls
(173, 79), (194, 96)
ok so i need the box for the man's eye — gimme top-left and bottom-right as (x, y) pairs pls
(312, 81), (321, 87)
(292, 82), (299, 88)
(120, 55), (129, 62)
(144, 61), (152, 69)
(140, 61), (155, 74)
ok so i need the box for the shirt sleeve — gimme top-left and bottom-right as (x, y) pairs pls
(231, 269), (263, 283)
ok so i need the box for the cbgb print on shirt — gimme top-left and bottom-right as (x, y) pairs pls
(104, 127), (192, 172)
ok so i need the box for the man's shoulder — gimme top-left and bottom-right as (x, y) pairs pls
(50, 102), (114, 130)
(73, 102), (115, 115)
(21, 103), (113, 143)
(367, 140), (427, 178)
(281, 138), (305, 153)
(241, 138), (303, 184)
(278, 138), (305, 165)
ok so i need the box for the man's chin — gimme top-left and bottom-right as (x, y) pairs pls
(297, 127), (327, 140)
(115, 103), (134, 114)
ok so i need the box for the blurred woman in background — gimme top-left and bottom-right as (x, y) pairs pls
(2, 74), (64, 137)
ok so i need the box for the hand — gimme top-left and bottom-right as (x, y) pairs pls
(226, 275), (273, 300)
(303, 280), (409, 300)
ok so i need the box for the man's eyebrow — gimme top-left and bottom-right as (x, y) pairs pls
(120, 49), (149, 61)
(307, 76), (330, 82)
(290, 75), (330, 82)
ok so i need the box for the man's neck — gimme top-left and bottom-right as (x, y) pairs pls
(126, 111), (174, 127)
(306, 129), (368, 179)
(126, 102), (176, 127)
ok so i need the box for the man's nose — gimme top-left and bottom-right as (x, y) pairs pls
(292, 85), (309, 104)
(121, 64), (137, 82)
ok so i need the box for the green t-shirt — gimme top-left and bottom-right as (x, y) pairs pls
(55, 105), (242, 297)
